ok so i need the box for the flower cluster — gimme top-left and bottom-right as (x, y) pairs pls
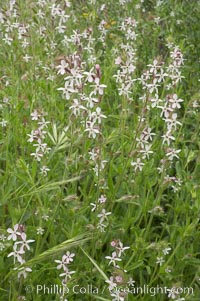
(0, 233), (6, 251)
(130, 44), (185, 177)
(167, 287), (185, 300)
(7, 224), (34, 279)
(113, 17), (138, 101)
(55, 32), (109, 232)
(27, 109), (51, 175)
(156, 245), (172, 267)
(0, 0), (197, 300)
(105, 240), (130, 301)
(0, 97), (10, 128)
(56, 53), (107, 139)
(89, 147), (111, 232)
(55, 251), (75, 299)
(131, 127), (156, 172)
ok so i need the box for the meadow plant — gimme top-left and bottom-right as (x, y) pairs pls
(0, 0), (200, 300)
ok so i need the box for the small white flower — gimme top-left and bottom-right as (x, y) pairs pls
(55, 259), (66, 270)
(90, 203), (97, 212)
(88, 148), (98, 161)
(156, 256), (165, 266)
(91, 107), (107, 124)
(31, 110), (41, 120)
(83, 68), (95, 83)
(84, 121), (100, 139)
(97, 209), (111, 223)
(127, 277), (135, 287)
(15, 232), (35, 251)
(161, 131), (175, 146)
(97, 222), (107, 232)
(42, 215), (49, 221)
(91, 77), (107, 96)
(105, 251), (122, 266)
(98, 195), (107, 204)
(30, 151), (43, 161)
(23, 54), (32, 62)
(115, 57), (122, 65)
(110, 290), (125, 301)
(139, 144), (153, 159)
(59, 268), (75, 279)
(69, 99), (86, 116)
(0, 119), (8, 127)
(105, 276), (117, 291)
(40, 166), (50, 176)
(168, 94), (184, 109)
(165, 267), (172, 273)
(56, 60), (68, 75)
(167, 287), (179, 299)
(37, 227), (45, 235)
(0, 234), (6, 241)
(7, 224), (20, 241)
(7, 244), (25, 264)
(17, 266), (32, 279)
(131, 158), (144, 171)
(166, 148), (181, 160)
(162, 247), (171, 255)
(63, 251), (75, 264)
(116, 241), (130, 257)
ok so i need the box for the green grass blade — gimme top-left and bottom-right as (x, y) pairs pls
(80, 248), (108, 281)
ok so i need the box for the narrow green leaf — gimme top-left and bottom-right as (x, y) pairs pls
(80, 248), (108, 281)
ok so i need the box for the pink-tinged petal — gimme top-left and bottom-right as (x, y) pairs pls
(14, 224), (19, 231)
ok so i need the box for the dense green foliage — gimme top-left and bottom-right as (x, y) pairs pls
(0, 1), (200, 300)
